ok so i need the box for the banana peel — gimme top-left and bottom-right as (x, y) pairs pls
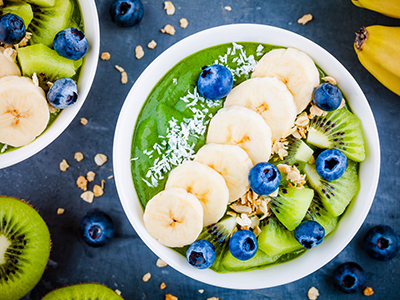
(352, 0), (400, 19)
(354, 26), (400, 96)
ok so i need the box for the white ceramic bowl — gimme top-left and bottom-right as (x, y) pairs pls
(0, 0), (100, 169)
(113, 24), (380, 289)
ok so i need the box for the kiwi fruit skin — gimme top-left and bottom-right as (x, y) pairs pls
(41, 283), (125, 300)
(307, 108), (366, 162)
(304, 160), (360, 217)
(0, 196), (51, 300)
(1, 1), (34, 27)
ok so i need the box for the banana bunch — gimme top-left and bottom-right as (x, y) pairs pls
(352, 0), (400, 19)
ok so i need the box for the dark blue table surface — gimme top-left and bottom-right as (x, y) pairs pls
(1, 0), (400, 299)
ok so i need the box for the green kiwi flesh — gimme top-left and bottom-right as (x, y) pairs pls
(305, 196), (338, 235)
(258, 216), (302, 257)
(0, 196), (51, 300)
(271, 136), (314, 171)
(304, 160), (360, 217)
(18, 43), (82, 81)
(269, 186), (314, 231)
(1, 1), (33, 27)
(307, 108), (366, 162)
(29, 0), (73, 47)
(221, 249), (280, 272)
(42, 283), (125, 300)
(15, 0), (55, 8)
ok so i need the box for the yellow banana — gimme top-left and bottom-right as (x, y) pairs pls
(352, 0), (400, 19)
(354, 26), (400, 96)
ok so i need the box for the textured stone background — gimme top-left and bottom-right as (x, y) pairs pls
(1, 0), (399, 299)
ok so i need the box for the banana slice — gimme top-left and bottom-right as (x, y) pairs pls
(225, 77), (297, 141)
(165, 161), (229, 226)
(143, 187), (204, 248)
(252, 48), (320, 113)
(206, 106), (272, 164)
(195, 143), (253, 203)
(0, 76), (49, 147)
(0, 47), (21, 79)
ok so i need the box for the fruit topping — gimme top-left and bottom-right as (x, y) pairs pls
(47, 78), (78, 109)
(315, 149), (348, 181)
(24, 0), (56, 7)
(364, 225), (400, 261)
(304, 160), (359, 217)
(305, 196), (338, 236)
(42, 283), (124, 300)
(110, 0), (144, 27)
(294, 220), (325, 249)
(229, 230), (258, 261)
(0, 47), (21, 78)
(221, 248), (280, 272)
(186, 239), (216, 269)
(307, 107), (366, 162)
(0, 13), (26, 45)
(79, 210), (115, 247)
(53, 27), (89, 61)
(198, 64), (233, 100)
(248, 162), (281, 196)
(332, 262), (366, 294)
(0, 2), (33, 28)
(312, 83), (343, 111)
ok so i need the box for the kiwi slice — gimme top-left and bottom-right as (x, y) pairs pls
(15, 0), (55, 8)
(28, 0), (73, 47)
(18, 44), (82, 81)
(304, 160), (360, 217)
(42, 283), (124, 299)
(0, 196), (51, 300)
(269, 186), (314, 231)
(307, 108), (366, 162)
(258, 216), (303, 257)
(1, 1), (33, 27)
(305, 196), (338, 235)
(221, 248), (280, 272)
(271, 136), (314, 171)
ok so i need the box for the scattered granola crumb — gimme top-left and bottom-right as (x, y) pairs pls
(135, 45), (144, 59)
(94, 153), (108, 166)
(32, 73), (39, 86)
(309, 104), (327, 119)
(363, 287), (374, 296)
(57, 208), (65, 215)
(198, 289), (204, 294)
(164, 1), (175, 15)
(179, 18), (188, 29)
(207, 297), (219, 300)
(298, 14), (313, 25)
(93, 184), (104, 197)
(101, 52), (111, 60)
(224, 6), (232, 11)
(148, 40), (157, 49)
(277, 164), (306, 188)
(115, 65), (128, 84)
(17, 32), (32, 47)
(87, 171), (96, 182)
(48, 102), (58, 114)
(307, 287), (319, 300)
(101, 179), (106, 189)
(322, 76), (337, 85)
(160, 282), (167, 290)
(142, 272), (151, 282)
(108, 175), (114, 179)
(115, 65), (124, 72)
(76, 176), (88, 191)
(59, 159), (69, 172)
(115, 289), (122, 296)
(80, 191), (94, 203)
(74, 152), (84, 162)
(156, 258), (168, 267)
(0, 0), (3, 6)
(165, 294), (178, 300)
(47, 81), (53, 88)
(338, 98), (346, 109)
(161, 24), (176, 35)
(80, 118), (88, 125)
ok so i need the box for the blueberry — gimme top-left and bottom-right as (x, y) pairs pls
(79, 211), (115, 247)
(248, 162), (281, 195)
(294, 220), (325, 249)
(110, 0), (144, 27)
(315, 149), (347, 181)
(198, 64), (233, 100)
(332, 262), (366, 293)
(47, 78), (78, 109)
(229, 230), (258, 261)
(53, 28), (89, 61)
(0, 14), (26, 45)
(186, 240), (216, 269)
(364, 225), (400, 261)
(312, 83), (343, 111)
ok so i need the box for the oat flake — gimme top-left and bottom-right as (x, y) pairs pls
(57, 208), (65, 215)
(148, 40), (157, 49)
(76, 176), (88, 191)
(156, 258), (168, 267)
(363, 287), (374, 296)
(165, 294), (178, 300)
(322, 76), (337, 85)
(224, 6), (232, 11)
(80, 118), (88, 125)
(115, 289), (122, 296)
(179, 18), (188, 29)
(142, 272), (151, 282)
(298, 14), (313, 25)
(160, 282), (167, 289)
(59, 159), (69, 172)
(161, 24), (176, 35)
(198, 289), (204, 294)
(164, 1), (175, 15)
(307, 287), (319, 300)
(74, 152), (84, 162)
(81, 191), (94, 203)
(135, 45), (144, 59)
(93, 185), (104, 197)
(87, 171), (96, 182)
(101, 52), (111, 60)
(94, 154), (108, 166)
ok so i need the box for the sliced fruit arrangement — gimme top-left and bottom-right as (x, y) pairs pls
(42, 283), (125, 300)
(0, 1), (34, 27)
(0, 196), (51, 300)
